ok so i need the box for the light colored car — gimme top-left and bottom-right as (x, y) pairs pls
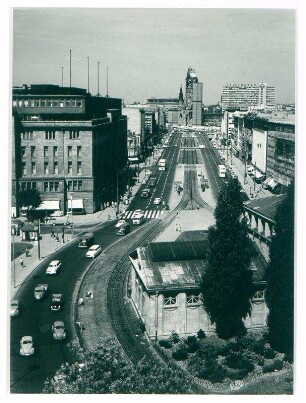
(132, 209), (145, 218)
(46, 260), (62, 275)
(153, 197), (162, 205)
(115, 219), (127, 228)
(199, 144), (206, 149)
(34, 284), (48, 300)
(86, 245), (102, 258)
(20, 336), (34, 356)
(10, 299), (20, 317)
(52, 321), (67, 340)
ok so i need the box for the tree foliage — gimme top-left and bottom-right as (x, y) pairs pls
(43, 338), (190, 394)
(265, 182), (294, 360)
(201, 177), (253, 339)
(18, 188), (42, 219)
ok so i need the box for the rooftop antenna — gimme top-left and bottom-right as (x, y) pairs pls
(69, 50), (72, 87)
(87, 57), (90, 93)
(106, 66), (109, 97)
(61, 66), (64, 87)
(97, 61), (100, 96)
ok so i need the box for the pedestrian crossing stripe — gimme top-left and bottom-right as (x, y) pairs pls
(121, 210), (164, 219)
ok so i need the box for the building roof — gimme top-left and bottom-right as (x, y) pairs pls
(244, 194), (286, 223)
(130, 240), (209, 292)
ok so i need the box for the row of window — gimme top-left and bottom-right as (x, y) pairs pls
(21, 131), (81, 140)
(13, 99), (83, 108)
(163, 292), (264, 306)
(21, 145), (82, 158)
(21, 161), (82, 175)
(20, 180), (83, 192)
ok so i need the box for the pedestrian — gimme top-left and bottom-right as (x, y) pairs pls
(51, 229), (55, 237)
(175, 224), (178, 232)
(25, 248), (30, 257)
(178, 224), (181, 232)
(20, 257), (24, 268)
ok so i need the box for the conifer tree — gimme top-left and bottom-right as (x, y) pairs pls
(201, 177), (253, 339)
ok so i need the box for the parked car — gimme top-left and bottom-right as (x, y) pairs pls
(50, 294), (63, 311)
(20, 336), (34, 356)
(115, 219), (127, 228)
(52, 321), (67, 340)
(153, 197), (162, 205)
(34, 284), (49, 300)
(46, 260), (62, 275)
(10, 299), (20, 317)
(86, 245), (102, 258)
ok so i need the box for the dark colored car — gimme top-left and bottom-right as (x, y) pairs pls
(50, 294), (63, 311)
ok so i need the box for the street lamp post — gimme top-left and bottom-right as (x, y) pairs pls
(12, 228), (16, 288)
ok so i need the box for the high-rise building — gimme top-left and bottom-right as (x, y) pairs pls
(185, 67), (198, 124)
(221, 83), (276, 111)
(12, 84), (127, 216)
(192, 82), (203, 126)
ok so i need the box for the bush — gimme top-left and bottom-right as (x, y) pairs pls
(159, 339), (172, 349)
(172, 341), (188, 361)
(263, 358), (284, 373)
(171, 332), (180, 344)
(197, 329), (206, 339)
(198, 358), (227, 383)
(186, 336), (199, 353)
(198, 336), (225, 360)
(263, 343), (276, 359)
(223, 351), (254, 373)
(226, 367), (249, 381)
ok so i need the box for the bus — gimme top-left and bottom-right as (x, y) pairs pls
(218, 164), (226, 178)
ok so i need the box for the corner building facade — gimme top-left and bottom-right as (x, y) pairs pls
(12, 84), (127, 216)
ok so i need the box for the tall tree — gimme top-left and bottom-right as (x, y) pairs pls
(201, 177), (253, 339)
(265, 182), (294, 361)
(18, 188), (42, 219)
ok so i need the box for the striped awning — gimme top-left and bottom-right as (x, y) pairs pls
(36, 200), (60, 210)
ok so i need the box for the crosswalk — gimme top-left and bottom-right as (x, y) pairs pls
(121, 209), (165, 219)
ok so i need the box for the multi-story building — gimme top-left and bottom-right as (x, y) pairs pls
(192, 82), (203, 126)
(12, 84), (127, 216)
(222, 83), (276, 111)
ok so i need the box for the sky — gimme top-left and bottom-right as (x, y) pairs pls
(12, 8), (296, 105)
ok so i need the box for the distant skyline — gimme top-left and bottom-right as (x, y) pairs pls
(12, 8), (296, 104)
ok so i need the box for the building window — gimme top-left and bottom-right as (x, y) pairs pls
(13, 100), (17, 107)
(53, 146), (58, 158)
(65, 100), (71, 107)
(54, 161), (58, 175)
(72, 100), (76, 107)
(252, 290), (265, 302)
(78, 181), (82, 191)
(18, 100), (23, 107)
(47, 99), (52, 107)
(59, 100), (64, 108)
(35, 99), (40, 107)
(30, 100), (35, 107)
(164, 295), (177, 306)
(44, 146), (48, 157)
(31, 146), (36, 158)
(67, 181), (72, 191)
(44, 162), (49, 174)
(77, 161), (82, 174)
(49, 182), (54, 192)
(41, 100), (46, 107)
(53, 100), (59, 107)
(22, 131), (33, 140)
(31, 162), (36, 175)
(45, 131), (56, 140)
(69, 130), (79, 140)
(68, 161), (72, 174)
(186, 294), (200, 304)
(44, 182), (48, 192)
(77, 146), (82, 157)
(32, 181), (37, 189)
(77, 100), (82, 107)
(73, 180), (78, 191)
(54, 182), (59, 191)
(23, 100), (29, 107)
(21, 147), (26, 158)
(67, 146), (72, 157)
(22, 162), (27, 175)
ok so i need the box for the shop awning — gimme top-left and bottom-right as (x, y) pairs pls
(68, 199), (84, 209)
(128, 157), (139, 163)
(269, 179), (279, 190)
(262, 177), (273, 186)
(36, 200), (60, 211)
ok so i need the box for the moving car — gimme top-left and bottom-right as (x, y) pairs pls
(52, 321), (67, 340)
(86, 244), (102, 258)
(78, 232), (94, 248)
(132, 214), (145, 225)
(34, 284), (49, 300)
(51, 294), (63, 311)
(115, 219), (127, 229)
(10, 299), (20, 317)
(46, 260), (62, 275)
(132, 209), (145, 218)
(20, 336), (34, 356)
(141, 188), (151, 198)
(116, 222), (131, 236)
(153, 197), (162, 205)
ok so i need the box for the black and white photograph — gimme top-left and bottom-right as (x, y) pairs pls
(3, 0), (305, 397)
